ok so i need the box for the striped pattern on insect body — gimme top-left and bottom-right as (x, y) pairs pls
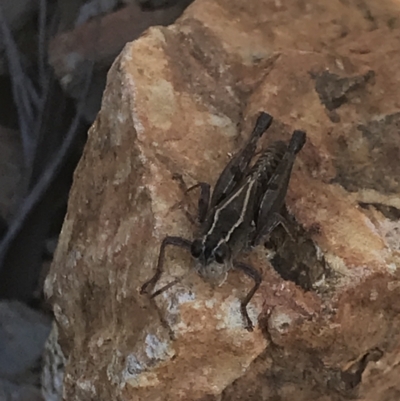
(141, 112), (306, 331)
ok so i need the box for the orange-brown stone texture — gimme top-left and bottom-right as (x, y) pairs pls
(45, 0), (400, 400)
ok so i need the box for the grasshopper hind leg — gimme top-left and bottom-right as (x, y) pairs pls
(210, 112), (273, 208)
(252, 211), (294, 247)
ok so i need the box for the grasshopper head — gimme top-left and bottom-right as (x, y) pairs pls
(190, 239), (231, 284)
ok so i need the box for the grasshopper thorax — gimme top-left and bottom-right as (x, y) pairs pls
(190, 238), (232, 284)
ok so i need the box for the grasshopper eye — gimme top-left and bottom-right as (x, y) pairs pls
(191, 239), (203, 258)
(214, 243), (229, 264)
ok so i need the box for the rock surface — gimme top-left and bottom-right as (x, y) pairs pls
(45, 0), (400, 400)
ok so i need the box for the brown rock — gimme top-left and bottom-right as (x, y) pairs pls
(45, 0), (400, 400)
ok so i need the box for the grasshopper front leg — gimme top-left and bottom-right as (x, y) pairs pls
(140, 236), (192, 295)
(142, 181), (211, 297)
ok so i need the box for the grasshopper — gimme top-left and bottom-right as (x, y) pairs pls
(141, 112), (306, 331)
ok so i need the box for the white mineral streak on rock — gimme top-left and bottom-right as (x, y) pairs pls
(122, 332), (175, 389)
(207, 113), (236, 137)
(387, 263), (397, 273)
(124, 70), (145, 136)
(52, 304), (70, 329)
(145, 334), (174, 361)
(215, 296), (261, 333)
(269, 311), (293, 334)
(76, 379), (96, 394)
(164, 288), (196, 329)
(113, 156), (132, 185)
(107, 349), (124, 387)
(42, 322), (66, 401)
